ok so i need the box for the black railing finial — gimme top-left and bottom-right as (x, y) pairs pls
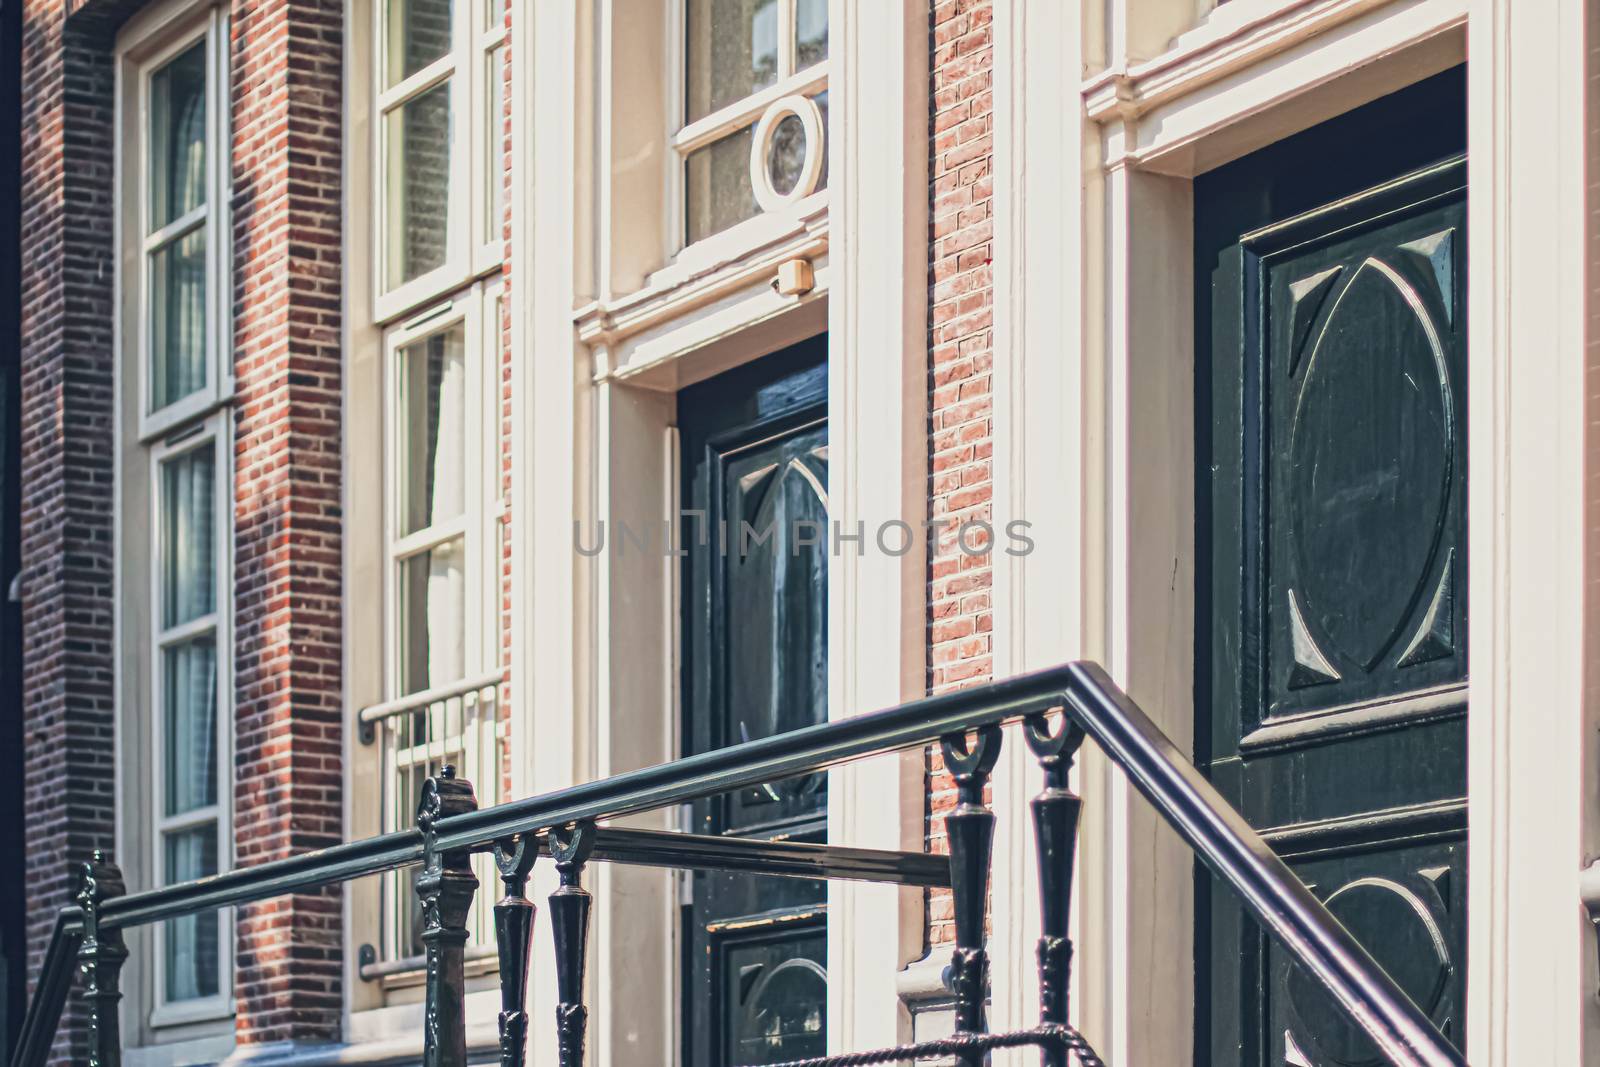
(417, 770), (480, 1067)
(493, 834), (538, 1067)
(1025, 711), (1086, 1067)
(940, 724), (1003, 1066)
(77, 850), (127, 1067)
(549, 820), (597, 1067)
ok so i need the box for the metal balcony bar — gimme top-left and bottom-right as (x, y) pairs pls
(10, 662), (1464, 1067)
(358, 670), (505, 726)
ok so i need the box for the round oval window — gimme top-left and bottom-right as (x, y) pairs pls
(749, 95), (824, 214)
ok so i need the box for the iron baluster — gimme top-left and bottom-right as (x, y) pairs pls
(940, 725), (1003, 1066)
(417, 766), (480, 1067)
(492, 834), (537, 1067)
(77, 852), (127, 1067)
(549, 820), (597, 1067)
(1024, 712), (1087, 1066)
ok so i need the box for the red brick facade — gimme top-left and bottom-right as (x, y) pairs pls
(18, 0), (134, 1057)
(17, 0), (348, 1050)
(13, 0), (978, 1048)
(228, 0), (345, 1041)
(926, 0), (994, 948)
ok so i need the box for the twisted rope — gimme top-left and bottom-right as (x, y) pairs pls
(761, 1024), (1107, 1067)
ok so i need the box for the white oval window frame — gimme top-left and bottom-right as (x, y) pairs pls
(749, 94), (825, 214)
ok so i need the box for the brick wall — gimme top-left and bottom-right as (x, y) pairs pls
(17, 0), (134, 1057)
(926, 0), (993, 948)
(228, 0), (345, 1041)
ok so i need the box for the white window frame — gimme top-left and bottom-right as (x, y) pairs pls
(376, 278), (504, 961)
(116, 2), (238, 1031)
(136, 8), (232, 442)
(147, 414), (235, 1027)
(671, 0), (830, 254)
(474, 3), (509, 274)
(373, 0), (504, 322)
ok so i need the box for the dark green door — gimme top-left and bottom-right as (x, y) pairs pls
(1196, 71), (1468, 1066)
(680, 337), (829, 1066)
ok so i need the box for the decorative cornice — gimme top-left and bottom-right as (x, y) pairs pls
(1082, 0), (1431, 124)
(574, 214), (828, 350)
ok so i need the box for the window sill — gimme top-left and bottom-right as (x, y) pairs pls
(657, 190), (828, 294)
(149, 994), (237, 1030)
(332, 988), (501, 1062)
(124, 1031), (236, 1067)
(359, 944), (499, 990)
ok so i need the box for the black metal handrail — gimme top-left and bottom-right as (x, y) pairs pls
(10, 662), (1464, 1067)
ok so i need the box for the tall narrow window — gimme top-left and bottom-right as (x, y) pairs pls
(141, 18), (227, 438)
(152, 424), (228, 1007)
(122, 8), (234, 1020)
(678, 0), (829, 245)
(375, 0), (503, 317)
(370, 281), (504, 965)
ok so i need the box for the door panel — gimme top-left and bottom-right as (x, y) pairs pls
(681, 338), (829, 1067)
(1266, 840), (1464, 1067)
(1258, 183), (1466, 728)
(1196, 70), (1467, 1066)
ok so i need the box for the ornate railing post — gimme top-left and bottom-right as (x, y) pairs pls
(417, 766), (480, 1067)
(492, 834), (537, 1067)
(1025, 712), (1087, 1066)
(941, 725), (1002, 1066)
(77, 851), (128, 1067)
(548, 821), (596, 1067)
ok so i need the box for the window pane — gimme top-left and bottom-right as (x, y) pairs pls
(486, 0), (504, 33)
(149, 226), (208, 411)
(685, 125), (758, 244)
(485, 43), (507, 244)
(813, 91), (828, 193)
(163, 637), (218, 816)
(385, 0), (453, 87)
(385, 80), (453, 289)
(161, 446), (216, 628)
(398, 537), (466, 695)
(149, 41), (207, 232)
(397, 323), (466, 535)
(686, 0), (778, 122)
(766, 113), (806, 196)
(164, 829), (219, 1001)
(795, 0), (827, 69)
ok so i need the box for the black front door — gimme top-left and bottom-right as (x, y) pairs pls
(1196, 70), (1469, 1065)
(680, 337), (829, 1066)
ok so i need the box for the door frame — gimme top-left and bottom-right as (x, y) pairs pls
(516, 6), (931, 1065)
(997, 0), (1597, 1061)
(988, 0), (1600, 1062)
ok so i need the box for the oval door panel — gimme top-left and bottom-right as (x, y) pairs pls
(1288, 257), (1454, 672)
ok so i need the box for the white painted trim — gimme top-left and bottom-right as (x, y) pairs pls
(1088, 0), (1465, 176)
(113, 2), (238, 1042)
(516, 1), (583, 1063)
(341, 0), (386, 1021)
(146, 395), (235, 1029)
(749, 94), (826, 212)
(370, 0), (503, 324)
(1464, 0), (1598, 1062)
(124, 1032), (237, 1067)
(989, 0), (1090, 1044)
(825, 0), (928, 1053)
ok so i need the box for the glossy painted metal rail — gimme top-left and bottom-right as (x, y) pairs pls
(10, 661), (1462, 1067)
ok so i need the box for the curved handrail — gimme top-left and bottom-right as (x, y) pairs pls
(1060, 662), (1462, 1067)
(11, 908), (83, 1067)
(10, 662), (1463, 1067)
